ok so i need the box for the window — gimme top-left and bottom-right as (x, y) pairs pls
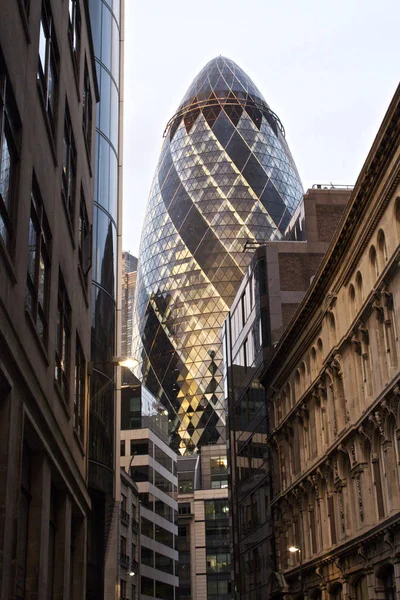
(121, 493), (127, 511)
(120, 439), (125, 456)
(74, 337), (85, 440)
(78, 190), (91, 282)
(26, 182), (51, 345)
(206, 552), (230, 573)
(0, 68), (20, 252)
(55, 272), (71, 400)
(38, 1), (58, 129)
(120, 579), (126, 599)
(68, 0), (81, 71)
(120, 535), (127, 555)
(210, 456), (228, 489)
(62, 106), (76, 224)
(83, 62), (93, 152)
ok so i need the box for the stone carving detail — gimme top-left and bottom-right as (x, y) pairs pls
(337, 486), (346, 534)
(350, 442), (357, 465)
(354, 472), (364, 522)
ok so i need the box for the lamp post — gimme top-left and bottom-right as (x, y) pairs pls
(289, 546), (303, 598)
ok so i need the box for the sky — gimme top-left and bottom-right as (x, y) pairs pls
(122, 0), (400, 257)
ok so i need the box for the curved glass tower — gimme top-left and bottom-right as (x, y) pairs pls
(133, 56), (303, 454)
(88, 0), (122, 597)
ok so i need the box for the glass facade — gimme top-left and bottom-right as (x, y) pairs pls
(87, 0), (121, 598)
(133, 56), (303, 454)
(88, 0), (120, 491)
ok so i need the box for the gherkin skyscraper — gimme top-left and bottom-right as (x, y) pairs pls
(133, 56), (303, 454)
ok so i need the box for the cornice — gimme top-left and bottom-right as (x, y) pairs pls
(262, 85), (400, 384)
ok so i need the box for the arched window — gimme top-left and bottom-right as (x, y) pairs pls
(370, 245), (379, 280)
(300, 361), (307, 390)
(395, 197), (400, 238)
(377, 229), (388, 271)
(329, 583), (342, 600)
(295, 369), (301, 400)
(348, 284), (356, 321)
(311, 347), (317, 379)
(377, 563), (396, 600)
(354, 576), (368, 600)
(356, 271), (364, 307)
(317, 338), (323, 368)
(328, 312), (336, 348)
(372, 431), (386, 519)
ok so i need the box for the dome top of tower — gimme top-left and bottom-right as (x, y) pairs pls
(166, 56), (284, 139)
(178, 56), (267, 111)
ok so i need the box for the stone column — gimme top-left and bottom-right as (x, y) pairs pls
(70, 515), (87, 600)
(25, 452), (52, 599)
(342, 578), (352, 600)
(53, 492), (71, 599)
(393, 560), (400, 600)
(366, 566), (376, 600)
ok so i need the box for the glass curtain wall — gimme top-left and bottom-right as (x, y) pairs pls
(87, 0), (121, 597)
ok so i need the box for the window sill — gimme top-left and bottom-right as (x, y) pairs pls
(73, 427), (86, 456)
(0, 238), (17, 284)
(54, 379), (71, 420)
(24, 307), (49, 365)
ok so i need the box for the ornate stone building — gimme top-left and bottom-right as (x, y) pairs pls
(264, 85), (400, 598)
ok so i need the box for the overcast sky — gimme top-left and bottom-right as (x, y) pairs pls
(122, 0), (399, 257)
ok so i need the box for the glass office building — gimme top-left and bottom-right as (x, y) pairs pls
(87, 0), (122, 597)
(133, 56), (303, 454)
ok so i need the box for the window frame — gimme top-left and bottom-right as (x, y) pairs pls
(0, 69), (20, 255)
(68, 0), (81, 74)
(62, 104), (77, 227)
(37, 1), (59, 132)
(55, 271), (71, 402)
(26, 181), (51, 346)
(74, 336), (85, 441)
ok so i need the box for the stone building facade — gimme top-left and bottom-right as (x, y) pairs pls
(223, 186), (350, 600)
(264, 85), (400, 598)
(0, 0), (97, 598)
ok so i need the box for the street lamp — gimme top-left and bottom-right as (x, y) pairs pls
(129, 571), (135, 577)
(88, 356), (138, 373)
(289, 546), (300, 554)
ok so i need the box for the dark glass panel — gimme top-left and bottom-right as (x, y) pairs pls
(225, 132), (251, 171)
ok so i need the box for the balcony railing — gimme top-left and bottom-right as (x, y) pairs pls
(121, 509), (130, 526)
(120, 553), (130, 568)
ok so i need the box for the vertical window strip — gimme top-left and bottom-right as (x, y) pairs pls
(55, 271), (71, 401)
(74, 337), (85, 441)
(83, 62), (93, 152)
(37, 2), (58, 129)
(0, 69), (20, 251)
(62, 106), (76, 224)
(26, 183), (51, 344)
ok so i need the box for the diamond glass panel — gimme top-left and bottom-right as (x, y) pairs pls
(133, 57), (303, 454)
